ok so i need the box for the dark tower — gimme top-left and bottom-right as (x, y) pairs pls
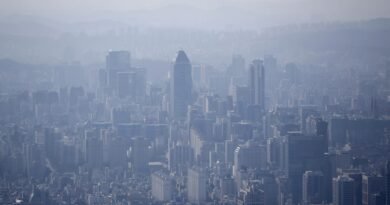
(105, 50), (131, 91)
(249, 59), (265, 111)
(386, 161), (390, 205)
(170, 50), (193, 120)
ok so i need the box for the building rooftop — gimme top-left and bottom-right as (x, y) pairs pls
(175, 50), (190, 63)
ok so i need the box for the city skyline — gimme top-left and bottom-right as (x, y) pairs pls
(1, 0), (390, 29)
(0, 1), (390, 204)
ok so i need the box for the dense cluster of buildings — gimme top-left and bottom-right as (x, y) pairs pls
(0, 49), (390, 205)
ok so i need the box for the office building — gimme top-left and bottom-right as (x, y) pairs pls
(151, 171), (173, 202)
(249, 59), (265, 110)
(84, 130), (103, 169)
(386, 160), (390, 205)
(363, 174), (385, 205)
(302, 171), (325, 205)
(333, 175), (356, 205)
(237, 180), (265, 205)
(106, 50), (131, 91)
(170, 50), (193, 120)
(281, 132), (326, 204)
(187, 167), (207, 204)
(131, 137), (149, 174)
(234, 141), (266, 177)
(116, 71), (136, 99)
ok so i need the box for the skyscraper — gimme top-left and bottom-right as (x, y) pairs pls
(386, 161), (390, 205)
(84, 129), (103, 169)
(302, 171), (325, 205)
(281, 132), (326, 203)
(151, 171), (173, 202)
(228, 54), (245, 77)
(333, 175), (356, 205)
(106, 50), (131, 91)
(362, 174), (385, 205)
(106, 50), (131, 70)
(187, 167), (207, 204)
(116, 71), (136, 99)
(233, 141), (266, 177)
(170, 50), (192, 120)
(237, 180), (265, 205)
(249, 59), (265, 111)
(131, 137), (149, 174)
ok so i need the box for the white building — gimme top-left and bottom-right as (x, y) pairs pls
(187, 167), (207, 204)
(151, 171), (172, 202)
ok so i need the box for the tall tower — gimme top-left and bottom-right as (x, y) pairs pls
(302, 171), (325, 205)
(170, 50), (192, 120)
(386, 161), (390, 205)
(105, 50), (131, 90)
(249, 59), (265, 111)
(333, 175), (356, 205)
(187, 167), (207, 204)
(131, 137), (149, 174)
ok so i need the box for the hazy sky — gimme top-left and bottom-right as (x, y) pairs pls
(1, 0), (390, 28)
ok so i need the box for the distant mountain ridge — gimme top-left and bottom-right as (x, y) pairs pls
(0, 16), (389, 66)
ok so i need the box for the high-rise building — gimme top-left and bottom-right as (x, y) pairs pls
(302, 171), (325, 205)
(261, 174), (278, 205)
(281, 132), (326, 204)
(225, 139), (237, 165)
(362, 174), (385, 205)
(237, 180), (265, 205)
(106, 51), (131, 90)
(168, 144), (194, 172)
(249, 59), (265, 111)
(233, 141), (266, 177)
(386, 161), (390, 205)
(344, 170), (363, 205)
(333, 175), (356, 205)
(266, 137), (281, 168)
(170, 50), (193, 120)
(131, 137), (149, 174)
(228, 54), (245, 77)
(187, 167), (207, 204)
(106, 50), (131, 70)
(84, 130), (103, 169)
(106, 136), (128, 168)
(300, 105), (320, 134)
(151, 171), (173, 202)
(220, 176), (236, 199)
(116, 71), (136, 99)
